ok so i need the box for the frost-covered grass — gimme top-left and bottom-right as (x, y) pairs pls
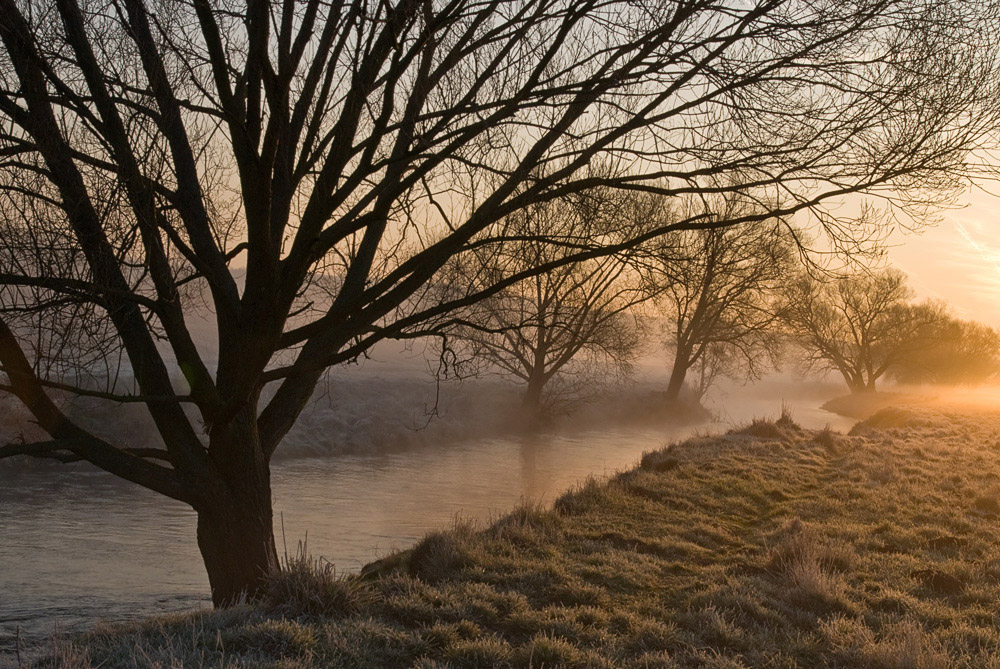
(28, 404), (1000, 668)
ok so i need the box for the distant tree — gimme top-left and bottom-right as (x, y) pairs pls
(889, 317), (1000, 385)
(651, 200), (795, 404)
(442, 195), (648, 421)
(0, 0), (996, 605)
(781, 269), (946, 393)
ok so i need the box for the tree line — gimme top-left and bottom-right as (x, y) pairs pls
(441, 194), (1000, 419)
(1, 0), (999, 604)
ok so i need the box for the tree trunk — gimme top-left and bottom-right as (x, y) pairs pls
(197, 399), (279, 607)
(847, 376), (871, 394)
(842, 368), (866, 394)
(664, 349), (690, 403)
(521, 373), (545, 425)
(197, 492), (278, 606)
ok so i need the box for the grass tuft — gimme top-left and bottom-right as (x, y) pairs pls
(730, 411), (800, 443)
(775, 404), (799, 430)
(813, 425), (841, 452)
(515, 632), (587, 668)
(442, 636), (513, 668)
(640, 448), (680, 472)
(822, 616), (950, 669)
(266, 540), (372, 618)
(222, 618), (317, 657)
(408, 525), (474, 582)
(973, 494), (1000, 515)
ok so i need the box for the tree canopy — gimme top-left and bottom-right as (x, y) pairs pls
(889, 317), (1000, 386)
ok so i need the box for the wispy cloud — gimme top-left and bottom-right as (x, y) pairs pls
(955, 223), (1000, 277)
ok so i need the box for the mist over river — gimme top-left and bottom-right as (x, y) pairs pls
(0, 359), (855, 650)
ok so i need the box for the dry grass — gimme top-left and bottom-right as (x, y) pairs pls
(767, 518), (855, 611)
(265, 540), (372, 618)
(25, 405), (1000, 667)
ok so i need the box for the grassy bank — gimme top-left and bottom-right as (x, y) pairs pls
(31, 405), (1000, 668)
(819, 391), (934, 420)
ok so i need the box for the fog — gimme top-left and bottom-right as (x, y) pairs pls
(0, 335), (855, 461)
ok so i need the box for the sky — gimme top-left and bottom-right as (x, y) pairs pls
(888, 186), (1000, 327)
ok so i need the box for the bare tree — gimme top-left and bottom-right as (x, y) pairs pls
(0, 0), (996, 604)
(780, 268), (946, 393)
(442, 195), (647, 422)
(651, 199), (795, 404)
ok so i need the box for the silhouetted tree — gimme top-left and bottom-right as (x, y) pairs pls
(0, 0), (996, 605)
(651, 198), (795, 404)
(443, 195), (648, 421)
(781, 269), (946, 392)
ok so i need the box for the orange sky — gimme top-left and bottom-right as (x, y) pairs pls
(892, 187), (1000, 327)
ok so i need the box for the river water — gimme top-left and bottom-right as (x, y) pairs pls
(0, 385), (854, 650)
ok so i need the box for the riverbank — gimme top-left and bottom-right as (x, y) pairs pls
(21, 401), (1000, 668)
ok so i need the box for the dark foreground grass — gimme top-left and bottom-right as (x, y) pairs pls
(29, 405), (1000, 668)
